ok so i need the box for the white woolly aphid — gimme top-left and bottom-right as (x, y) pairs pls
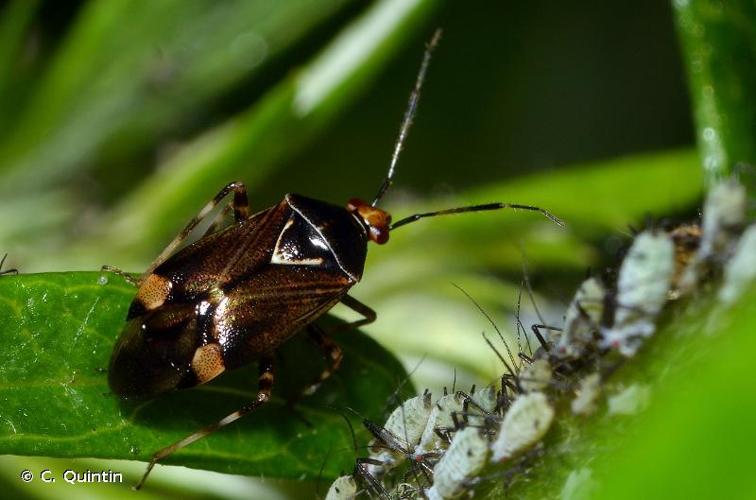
(699, 178), (747, 260)
(462, 384), (499, 429)
(601, 231), (675, 357)
(424, 426), (490, 500)
(325, 475), (357, 500)
(519, 358), (553, 393)
(679, 178), (747, 293)
(719, 224), (756, 305)
(491, 391), (555, 462)
(556, 277), (606, 359)
(571, 372), (602, 416)
(366, 391), (433, 477)
(414, 391), (466, 458)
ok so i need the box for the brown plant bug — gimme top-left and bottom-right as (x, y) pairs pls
(104, 29), (564, 489)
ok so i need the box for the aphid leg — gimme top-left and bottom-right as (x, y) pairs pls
(355, 457), (392, 499)
(100, 265), (139, 287)
(531, 324), (561, 352)
(134, 355), (274, 490)
(0, 254), (18, 276)
(142, 181), (249, 279)
(335, 294), (377, 330)
(302, 324), (343, 396)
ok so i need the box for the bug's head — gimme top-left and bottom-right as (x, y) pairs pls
(347, 198), (391, 244)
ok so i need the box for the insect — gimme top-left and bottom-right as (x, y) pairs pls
(600, 230), (675, 357)
(490, 391), (555, 462)
(424, 426), (490, 500)
(105, 29), (564, 488)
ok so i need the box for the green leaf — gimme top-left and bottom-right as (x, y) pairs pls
(0, 272), (412, 481)
(674, 0), (756, 188)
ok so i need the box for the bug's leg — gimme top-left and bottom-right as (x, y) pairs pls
(202, 202), (234, 237)
(0, 254), (17, 276)
(135, 355), (274, 490)
(302, 324), (343, 396)
(100, 265), (138, 287)
(142, 181), (249, 279)
(335, 294), (377, 331)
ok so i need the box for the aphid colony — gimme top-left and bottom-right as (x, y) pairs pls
(326, 175), (755, 499)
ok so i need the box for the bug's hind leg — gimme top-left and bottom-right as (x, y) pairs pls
(142, 181), (250, 278)
(135, 355), (274, 490)
(302, 324), (343, 396)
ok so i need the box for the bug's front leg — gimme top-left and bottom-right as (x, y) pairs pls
(135, 355), (274, 490)
(337, 294), (377, 331)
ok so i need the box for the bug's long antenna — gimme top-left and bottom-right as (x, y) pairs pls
(372, 29), (442, 207)
(390, 202), (565, 231)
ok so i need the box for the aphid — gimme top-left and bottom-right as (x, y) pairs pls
(555, 277), (605, 360)
(414, 389), (466, 459)
(607, 384), (651, 416)
(104, 30), (563, 487)
(678, 177), (747, 293)
(600, 230), (675, 357)
(490, 391), (555, 462)
(325, 475), (357, 500)
(570, 372), (602, 416)
(718, 224), (756, 305)
(364, 391), (434, 478)
(668, 223), (702, 297)
(518, 358), (552, 393)
(424, 426), (490, 500)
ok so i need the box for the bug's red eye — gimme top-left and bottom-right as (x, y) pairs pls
(347, 198), (392, 244)
(370, 226), (389, 245)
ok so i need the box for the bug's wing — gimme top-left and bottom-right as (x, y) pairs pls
(109, 303), (199, 398)
(216, 265), (353, 367)
(153, 203), (288, 298)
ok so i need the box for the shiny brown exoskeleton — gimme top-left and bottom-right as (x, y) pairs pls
(105, 30), (563, 489)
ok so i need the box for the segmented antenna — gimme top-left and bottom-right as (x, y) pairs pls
(372, 29), (442, 207)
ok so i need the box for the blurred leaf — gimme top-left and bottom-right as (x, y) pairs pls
(0, 0), (40, 129)
(0, 272), (411, 481)
(674, 0), (756, 188)
(0, 0), (357, 188)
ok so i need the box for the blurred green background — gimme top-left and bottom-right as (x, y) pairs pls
(1, 0), (754, 498)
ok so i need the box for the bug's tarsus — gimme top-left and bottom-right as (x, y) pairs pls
(143, 181), (249, 278)
(134, 355), (275, 490)
(390, 202), (565, 231)
(0, 254), (18, 276)
(100, 265), (139, 287)
(372, 29), (442, 207)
